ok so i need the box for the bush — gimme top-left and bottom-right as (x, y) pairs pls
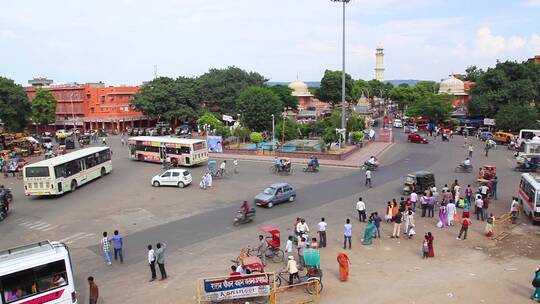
(233, 127), (251, 141)
(250, 132), (264, 147)
(275, 118), (298, 141)
(352, 131), (364, 144)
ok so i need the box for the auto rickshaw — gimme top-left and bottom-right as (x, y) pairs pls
(477, 165), (496, 184)
(270, 157), (292, 174)
(403, 171), (435, 195)
(514, 154), (540, 172)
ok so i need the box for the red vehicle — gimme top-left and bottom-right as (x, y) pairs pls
(408, 133), (429, 144)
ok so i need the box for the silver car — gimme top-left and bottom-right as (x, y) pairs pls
(254, 183), (296, 208)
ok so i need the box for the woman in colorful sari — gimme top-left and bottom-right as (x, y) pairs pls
(438, 203), (448, 228)
(426, 232), (435, 257)
(361, 220), (377, 245)
(337, 252), (350, 281)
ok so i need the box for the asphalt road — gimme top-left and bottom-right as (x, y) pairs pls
(87, 131), (440, 263)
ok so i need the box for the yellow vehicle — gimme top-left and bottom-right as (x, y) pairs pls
(494, 131), (514, 144)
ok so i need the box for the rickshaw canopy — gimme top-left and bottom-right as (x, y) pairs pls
(303, 248), (320, 268)
(259, 224), (280, 236)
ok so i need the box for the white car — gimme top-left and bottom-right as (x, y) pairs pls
(393, 119), (403, 128)
(151, 169), (192, 188)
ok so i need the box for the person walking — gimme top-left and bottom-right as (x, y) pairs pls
(87, 276), (99, 304)
(410, 191), (418, 211)
(391, 210), (403, 238)
(491, 176), (498, 199)
(147, 244), (157, 282)
(233, 158), (238, 174)
(111, 230), (123, 264)
(317, 218), (327, 248)
(120, 137), (125, 146)
(385, 201), (393, 223)
(257, 235), (268, 266)
(532, 267), (540, 302)
(465, 184), (473, 203)
(100, 232), (112, 266)
(482, 197), (490, 222)
(468, 144), (474, 158)
(356, 197), (366, 222)
(365, 169), (372, 188)
(484, 143), (490, 157)
(404, 209), (415, 237)
(337, 252), (351, 281)
(422, 236), (429, 259)
(297, 237), (307, 269)
(456, 216), (471, 240)
(155, 242), (167, 280)
(420, 193), (428, 217)
(343, 219), (352, 249)
(426, 232), (435, 257)
(427, 193), (435, 218)
(475, 195), (484, 221)
(284, 235), (294, 261)
(373, 212), (382, 238)
(447, 199), (457, 226)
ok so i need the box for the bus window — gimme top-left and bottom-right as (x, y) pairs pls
(1, 269), (34, 303)
(54, 164), (67, 179)
(180, 146), (190, 154)
(25, 167), (50, 178)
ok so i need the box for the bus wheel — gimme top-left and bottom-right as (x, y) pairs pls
(101, 167), (106, 177)
(137, 154), (144, 162)
(70, 180), (77, 192)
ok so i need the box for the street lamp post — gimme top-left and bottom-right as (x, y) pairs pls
(331, 0), (351, 149)
(271, 114), (275, 152)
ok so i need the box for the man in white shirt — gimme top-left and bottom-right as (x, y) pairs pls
(475, 196), (484, 221)
(317, 218), (327, 248)
(479, 184), (489, 198)
(296, 218), (309, 236)
(284, 236), (294, 261)
(410, 192), (418, 210)
(147, 244), (156, 282)
(510, 197), (520, 224)
(356, 197), (366, 222)
(365, 169), (372, 188)
(219, 160), (227, 175)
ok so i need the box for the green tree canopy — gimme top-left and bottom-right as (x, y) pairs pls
(469, 60), (540, 117)
(250, 132), (263, 147)
(275, 118), (299, 141)
(269, 85), (298, 111)
(197, 112), (223, 130)
(0, 77), (31, 132)
(316, 70), (353, 108)
(464, 65), (485, 82)
(495, 104), (538, 131)
(237, 86), (282, 132)
(31, 88), (57, 125)
(198, 66), (267, 114)
(406, 93), (453, 122)
(132, 76), (200, 125)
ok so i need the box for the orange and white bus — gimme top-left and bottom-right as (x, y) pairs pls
(0, 241), (78, 304)
(518, 173), (540, 223)
(128, 136), (208, 166)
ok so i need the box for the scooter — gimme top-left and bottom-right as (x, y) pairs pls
(233, 209), (256, 226)
(454, 164), (473, 173)
(361, 162), (379, 171)
(303, 165), (319, 173)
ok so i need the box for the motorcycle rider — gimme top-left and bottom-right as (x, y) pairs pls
(461, 157), (472, 168)
(365, 156), (379, 168)
(240, 200), (250, 220)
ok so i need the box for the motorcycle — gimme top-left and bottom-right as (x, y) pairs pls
(361, 162), (378, 171)
(233, 209), (256, 226)
(454, 164), (473, 173)
(303, 165), (319, 173)
(0, 201), (7, 221)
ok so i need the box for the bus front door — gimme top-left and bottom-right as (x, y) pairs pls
(159, 146), (166, 161)
(79, 159), (87, 182)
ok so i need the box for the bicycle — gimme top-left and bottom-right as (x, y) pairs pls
(265, 246), (284, 263)
(275, 269), (323, 295)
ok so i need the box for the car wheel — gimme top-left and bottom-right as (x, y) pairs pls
(289, 196), (295, 202)
(267, 202), (273, 208)
(177, 182), (185, 188)
(153, 181), (160, 187)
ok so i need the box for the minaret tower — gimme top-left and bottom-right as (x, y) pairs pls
(375, 45), (385, 81)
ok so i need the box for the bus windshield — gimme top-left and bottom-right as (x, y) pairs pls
(25, 167), (50, 177)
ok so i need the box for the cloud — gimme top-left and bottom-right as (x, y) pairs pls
(0, 29), (19, 40)
(524, 0), (540, 7)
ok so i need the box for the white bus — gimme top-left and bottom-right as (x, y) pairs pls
(128, 136), (208, 166)
(518, 129), (540, 146)
(0, 241), (77, 304)
(518, 173), (540, 223)
(23, 147), (112, 196)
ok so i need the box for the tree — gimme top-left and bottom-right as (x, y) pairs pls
(275, 118), (299, 141)
(321, 127), (339, 145)
(469, 60), (540, 117)
(406, 93), (453, 122)
(250, 132), (263, 147)
(198, 66), (267, 114)
(269, 85), (298, 111)
(316, 70), (353, 108)
(495, 105), (538, 131)
(132, 76), (200, 126)
(237, 86), (282, 132)
(0, 77), (31, 132)
(197, 112), (223, 130)
(31, 88), (57, 126)
(464, 65), (484, 82)
(352, 131), (364, 144)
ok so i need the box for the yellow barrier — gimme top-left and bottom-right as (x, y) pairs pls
(492, 212), (516, 241)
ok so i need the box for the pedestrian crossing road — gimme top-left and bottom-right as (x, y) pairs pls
(14, 217), (95, 245)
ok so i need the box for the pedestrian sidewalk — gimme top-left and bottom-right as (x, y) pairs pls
(210, 141), (393, 168)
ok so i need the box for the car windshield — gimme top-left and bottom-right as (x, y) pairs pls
(263, 187), (276, 195)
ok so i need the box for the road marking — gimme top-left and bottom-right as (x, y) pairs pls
(29, 222), (51, 230)
(19, 221), (40, 227)
(65, 233), (95, 244)
(59, 232), (86, 242)
(41, 225), (59, 231)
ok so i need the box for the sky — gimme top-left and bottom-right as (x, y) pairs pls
(1, 0), (540, 86)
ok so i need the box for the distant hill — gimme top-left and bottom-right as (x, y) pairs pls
(269, 79), (425, 88)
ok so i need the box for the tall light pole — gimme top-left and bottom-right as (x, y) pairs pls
(332, 0), (350, 148)
(271, 114), (275, 152)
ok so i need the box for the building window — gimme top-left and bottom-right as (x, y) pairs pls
(90, 108), (94, 113)
(100, 96), (105, 103)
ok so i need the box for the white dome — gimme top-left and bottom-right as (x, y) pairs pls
(439, 75), (465, 95)
(288, 80), (312, 97)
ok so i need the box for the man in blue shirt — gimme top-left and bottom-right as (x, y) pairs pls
(111, 230), (123, 264)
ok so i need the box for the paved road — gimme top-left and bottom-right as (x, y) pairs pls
(87, 131), (440, 263)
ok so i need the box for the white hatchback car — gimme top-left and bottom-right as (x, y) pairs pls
(151, 169), (192, 188)
(393, 119), (403, 128)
